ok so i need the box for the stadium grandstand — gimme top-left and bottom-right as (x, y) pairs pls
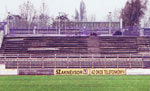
(0, 21), (150, 75)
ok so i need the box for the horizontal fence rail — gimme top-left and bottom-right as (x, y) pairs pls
(0, 54), (150, 58)
(0, 54), (149, 69)
(3, 59), (144, 69)
(9, 28), (120, 35)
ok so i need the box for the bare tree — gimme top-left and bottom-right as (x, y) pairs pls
(143, 4), (150, 27)
(38, 1), (50, 28)
(121, 0), (148, 26)
(88, 15), (96, 22)
(56, 13), (69, 21)
(143, 17), (150, 27)
(80, 0), (87, 21)
(19, 0), (37, 28)
(75, 9), (79, 21)
(112, 9), (121, 22)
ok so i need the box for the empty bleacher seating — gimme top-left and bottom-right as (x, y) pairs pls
(0, 36), (141, 55)
(1, 36), (150, 69)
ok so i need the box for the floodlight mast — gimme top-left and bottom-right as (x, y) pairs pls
(120, 18), (123, 31)
(58, 12), (67, 35)
(6, 12), (10, 35)
(108, 12), (112, 35)
(58, 12), (61, 34)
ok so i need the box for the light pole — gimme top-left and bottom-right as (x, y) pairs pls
(140, 19), (144, 36)
(108, 12), (112, 35)
(120, 18), (123, 31)
(65, 19), (66, 35)
(6, 12), (10, 35)
(58, 12), (61, 34)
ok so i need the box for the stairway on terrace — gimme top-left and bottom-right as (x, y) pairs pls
(87, 36), (100, 54)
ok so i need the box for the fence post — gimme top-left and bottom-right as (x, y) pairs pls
(67, 58), (69, 68)
(55, 54), (56, 68)
(130, 54), (131, 58)
(17, 60), (18, 69)
(30, 54), (31, 59)
(55, 54), (56, 58)
(30, 61), (32, 68)
(92, 54), (94, 68)
(142, 58), (144, 68)
(129, 59), (131, 69)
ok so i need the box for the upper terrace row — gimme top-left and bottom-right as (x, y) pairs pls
(0, 36), (150, 55)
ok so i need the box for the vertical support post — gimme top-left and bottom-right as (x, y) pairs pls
(79, 59), (81, 68)
(142, 58), (144, 68)
(30, 61), (32, 68)
(129, 59), (131, 69)
(42, 60), (44, 68)
(117, 59), (118, 68)
(55, 54), (56, 68)
(130, 54), (132, 58)
(67, 58), (69, 68)
(92, 54), (94, 68)
(140, 19), (144, 36)
(140, 28), (144, 36)
(0, 30), (4, 48)
(120, 18), (123, 33)
(17, 60), (18, 69)
(55, 54), (56, 58)
(33, 26), (36, 34)
(104, 58), (106, 68)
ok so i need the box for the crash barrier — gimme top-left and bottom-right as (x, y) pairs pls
(19, 69), (54, 75)
(18, 68), (126, 75)
(0, 64), (5, 69)
(0, 63), (18, 75)
(18, 68), (150, 75)
(2, 68), (150, 75)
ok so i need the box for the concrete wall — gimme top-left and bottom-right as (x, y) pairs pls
(0, 69), (18, 75)
(126, 69), (150, 75)
(0, 64), (5, 69)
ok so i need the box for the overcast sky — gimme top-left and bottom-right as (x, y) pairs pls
(0, 0), (147, 21)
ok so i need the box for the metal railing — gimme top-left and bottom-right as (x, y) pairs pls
(0, 53), (149, 59)
(4, 59), (144, 68)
